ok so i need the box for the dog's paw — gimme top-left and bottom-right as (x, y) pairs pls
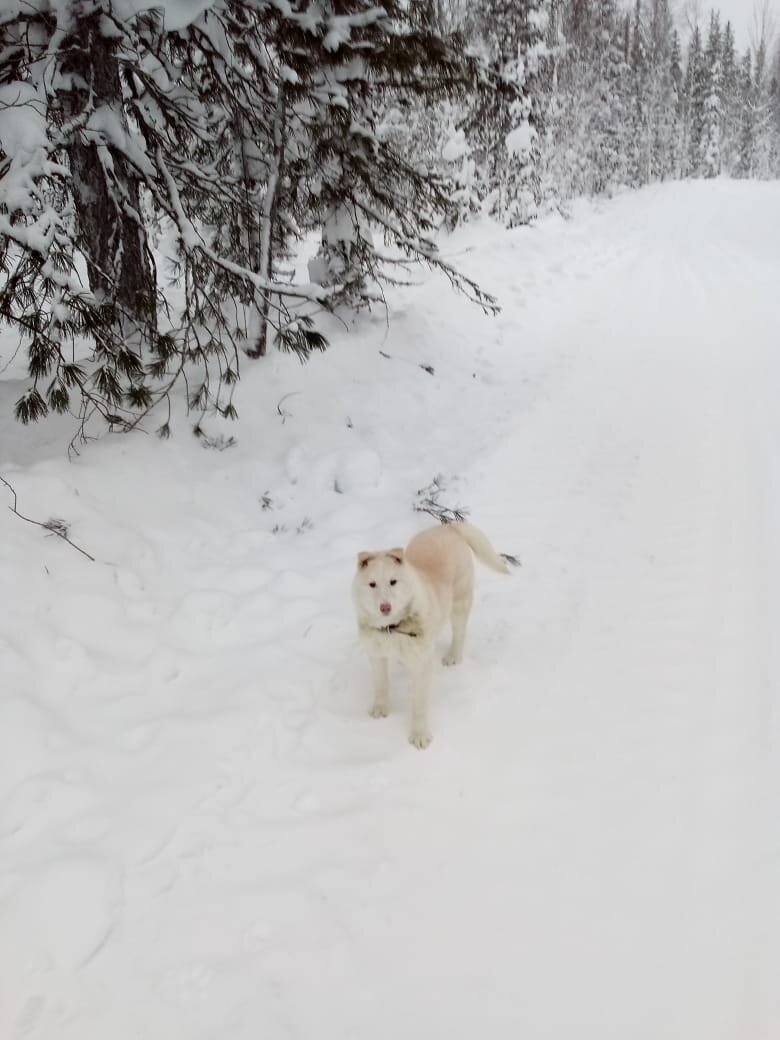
(442, 650), (462, 667)
(370, 701), (389, 718)
(408, 728), (432, 750)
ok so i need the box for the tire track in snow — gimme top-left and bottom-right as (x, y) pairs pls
(448, 186), (780, 1039)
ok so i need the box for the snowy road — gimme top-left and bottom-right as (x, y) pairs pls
(1, 181), (779, 1038)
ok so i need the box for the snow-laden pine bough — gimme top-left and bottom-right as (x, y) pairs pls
(0, 1), (499, 451)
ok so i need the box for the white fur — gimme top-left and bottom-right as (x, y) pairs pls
(352, 522), (509, 748)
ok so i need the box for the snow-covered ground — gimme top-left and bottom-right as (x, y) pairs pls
(2, 180), (779, 1039)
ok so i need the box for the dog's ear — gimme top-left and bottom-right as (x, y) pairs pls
(357, 551), (375, 569)
(386, 548), (404, 565)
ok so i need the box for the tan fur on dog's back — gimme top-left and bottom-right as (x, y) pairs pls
(353, 520), (510, 749)
(405, 524), (471, 603)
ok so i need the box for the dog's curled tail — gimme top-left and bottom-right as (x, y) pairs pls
(452, 522), (511, 574)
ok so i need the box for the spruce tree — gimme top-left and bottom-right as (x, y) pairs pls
(702, 13), (723, 178)
(647, 0), (675, 180)
(720, 22), (740, 171)
(669, 30), (685, 178)
(628, 0), (651, 185)
(292, 0), (494, 314)
(589, 0), (630, 194)
(686, 25), (707, 177)
(748, 17), (780, 178)
(736, 52), (755, 178)
(465, 0), (550, 227)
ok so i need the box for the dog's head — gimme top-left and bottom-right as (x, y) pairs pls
(352, 548), (413, 627)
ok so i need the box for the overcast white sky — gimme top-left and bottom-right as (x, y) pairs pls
(716, 0), (770, 44)
(671, 0), (778, 48)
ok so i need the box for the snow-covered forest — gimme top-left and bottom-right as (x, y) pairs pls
(1, 0), (779, 439)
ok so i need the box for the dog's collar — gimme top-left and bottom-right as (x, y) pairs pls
(361, 612), (422, 639)
(381, 621), (418, 637)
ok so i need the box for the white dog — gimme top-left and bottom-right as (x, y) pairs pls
(352, 522), (509, 748)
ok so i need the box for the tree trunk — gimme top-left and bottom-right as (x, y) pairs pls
(249, 86), (286, 359)
(61, 15), (155, 331)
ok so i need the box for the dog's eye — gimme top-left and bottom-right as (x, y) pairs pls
(369, 581), (376, 588)
(389, 579), (397, 586)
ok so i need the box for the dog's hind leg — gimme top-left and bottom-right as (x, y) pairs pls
(444, 583), (473, 667)
(369, 654), (390, 718)
(409, 652), (434, 749)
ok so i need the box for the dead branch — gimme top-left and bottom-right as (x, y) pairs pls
(0, 474), (96, 562)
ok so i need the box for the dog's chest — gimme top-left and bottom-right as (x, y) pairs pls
(360, 611), (427, 659)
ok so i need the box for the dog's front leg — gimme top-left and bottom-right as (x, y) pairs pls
(369, 653), (390, 718)
(409, 651), (434, 749)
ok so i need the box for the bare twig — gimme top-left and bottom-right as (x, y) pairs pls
(0, 475), (96, 562)
(414, 475), (469, 524)
(378, 349), (435, 375)
(276, 391), (300, 423)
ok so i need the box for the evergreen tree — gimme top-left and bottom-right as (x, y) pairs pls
(297, 1), (493, 314)
(589, 0), (630, 193)
(0, 0), (495, 436)
(702, 13), (723, 177)
(686, 25), (707, 176)
(0, 3), (175, 431)
(720, 22), (740, 171)
(770, 44), (780, 175)
(669, 30), (685, 177)
(749, 15), (780, 178)
(465, 0), (551, 227)
(736, 51), (756, 178)
(628, 0), (651, 185)
(546, 0), (629, 199)
(647, 0), (676, 180)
